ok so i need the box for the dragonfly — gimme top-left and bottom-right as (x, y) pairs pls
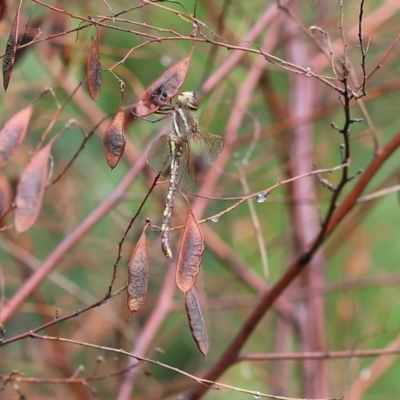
(147, 91), (224, 260)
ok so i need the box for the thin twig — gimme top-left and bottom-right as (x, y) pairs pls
(238, 346), (400, 361)
(0, 285), (127, 346)
(108, 172), (161, 295)
(357, 0), (367, 95)
(28, 333), (338, 400)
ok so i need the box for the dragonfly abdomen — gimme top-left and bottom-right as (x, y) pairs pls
(161, 142), (182, 260)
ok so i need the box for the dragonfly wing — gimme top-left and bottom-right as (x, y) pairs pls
(194, 127), (224, 164)
(147, 134), (172, 178)
(177, 143), (195, 190)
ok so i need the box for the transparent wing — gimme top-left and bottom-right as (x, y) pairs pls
(193, 127), (224, 164)
(147, 134), (172, 178)
(177, 143), (195, 190)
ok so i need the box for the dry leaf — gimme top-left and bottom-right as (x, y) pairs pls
(127, 228), (149, 313)
(0, 104), (34, 167)
(87, 34), (101, 100)
(103, 108), (126, 169)
(176, 204), (204, 293)
(14, 141), (52, 233)
(3, 2), (20, 90)
(185, 287), (209, 356)
(135, 53), (192, 117)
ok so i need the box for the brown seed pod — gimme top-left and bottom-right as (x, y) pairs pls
(134, 52), (192, 117)
(87, 33), (101, 100)
(3, 1), (21, 91)
(185, 287), (209, 356)
(176, 203), (204, 293)
(0, 104), (34, 167)
(127, 226), (149, 313)
(14, 141), (53, 233)
(103, 108), (126, 169)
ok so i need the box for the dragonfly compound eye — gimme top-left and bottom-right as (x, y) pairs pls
(178, 91), (198, 109)
(188, 95), (198, 109)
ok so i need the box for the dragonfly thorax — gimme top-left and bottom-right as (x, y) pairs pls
(173, 106), (198, 141)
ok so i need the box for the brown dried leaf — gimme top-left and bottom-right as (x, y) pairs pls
(127, 228), (149, 313)
(14, 141), (53, 233)
(135, 52), (192, 117)
(103, 108), (126, 169)
(3, 2), (20, 90)
(0, 104), (34, 167)
(87, 34), (101, 100)
(185, 287), (209, 356)
(0, 175), (12, 222)
(176, 204), (204, 293)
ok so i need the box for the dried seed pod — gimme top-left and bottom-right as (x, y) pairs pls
(135, 52), (192, 117)
(185, 287), (209, 356)
(176, 204), (204, 293)
(127, 226), (149, 313)
(0, 104), (34, 167)
(103, 108), (126, 169)
(14, 141), (53, 233)
(87, 33), (101, 100)
(3, 1), (21, 90)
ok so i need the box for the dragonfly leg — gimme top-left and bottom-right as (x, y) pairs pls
(130, 109), (170, 124)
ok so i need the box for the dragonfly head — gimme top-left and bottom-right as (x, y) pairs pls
(177, 91), (198, 110)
